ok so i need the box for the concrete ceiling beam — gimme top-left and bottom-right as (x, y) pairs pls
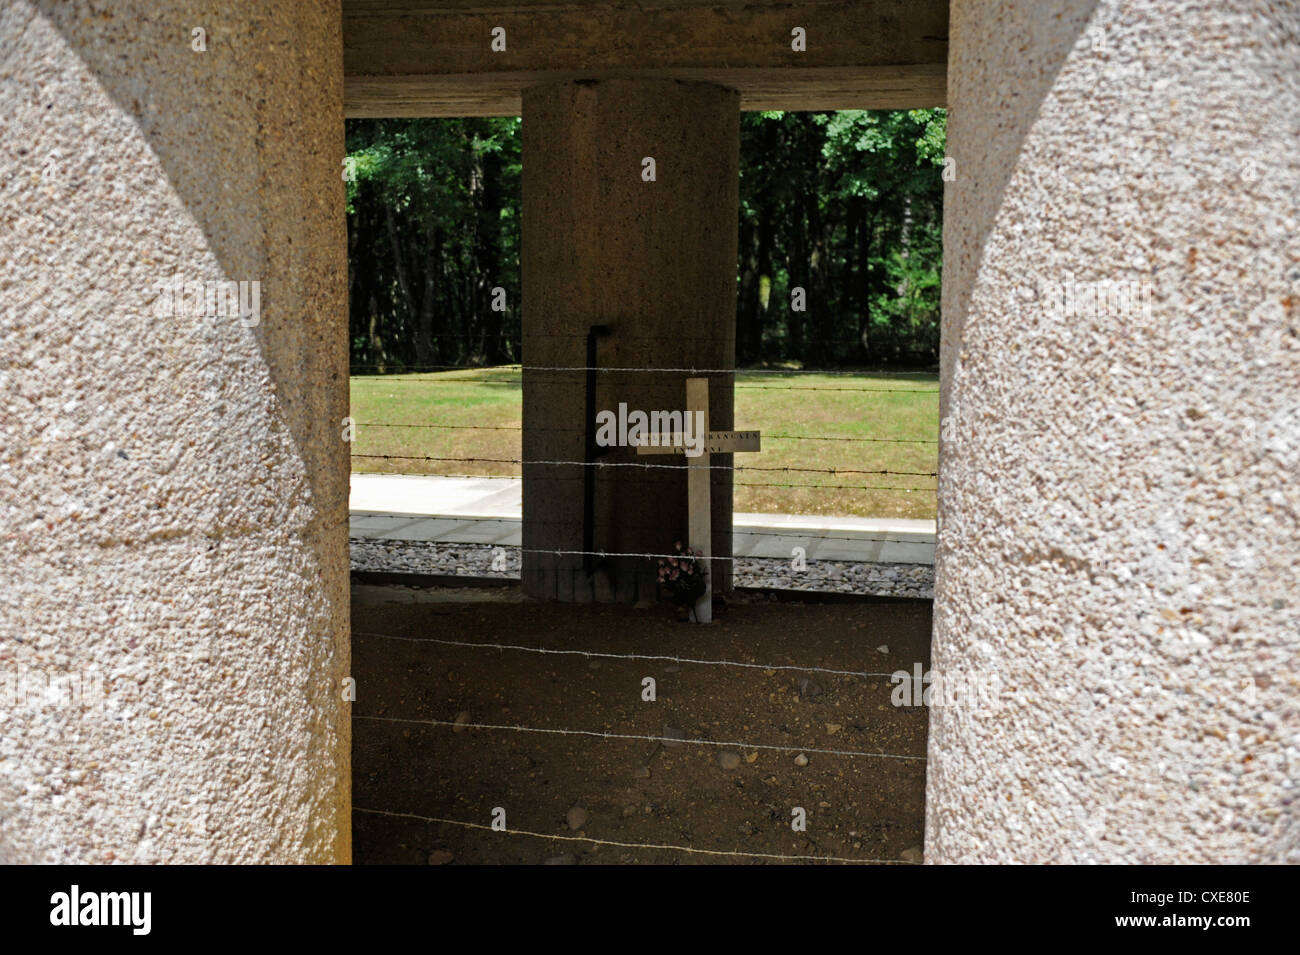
(343, 0), (948, 116)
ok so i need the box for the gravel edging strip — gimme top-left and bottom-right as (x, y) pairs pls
(351, 537), (933, 600)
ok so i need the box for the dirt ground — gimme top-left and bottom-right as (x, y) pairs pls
(351, 584), (932, 865)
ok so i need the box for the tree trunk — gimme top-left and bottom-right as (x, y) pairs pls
(806, 184), (833, 367)
(476, 143), (506, 364)
(384, 204), (421, 366)
(856, 204), (876, 363)
(415, 216), (438, 366)
(788, 203), (805, 362)
(737, 214), (759, 364)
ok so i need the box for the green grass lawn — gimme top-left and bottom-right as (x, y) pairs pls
(350, 368), (939, 519)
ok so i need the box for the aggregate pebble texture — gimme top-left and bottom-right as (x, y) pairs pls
(0, 2), (351, 862)
(930, 0), (1300, 862)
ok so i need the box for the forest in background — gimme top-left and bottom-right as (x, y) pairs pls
(345, 109), (946, 371)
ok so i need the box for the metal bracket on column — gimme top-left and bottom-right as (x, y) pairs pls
(583, 324), (612, 577)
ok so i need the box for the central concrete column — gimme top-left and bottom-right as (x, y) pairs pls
(521, 79), (740, 602)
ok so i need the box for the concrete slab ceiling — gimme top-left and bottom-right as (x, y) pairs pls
(343, 0), (949, 116)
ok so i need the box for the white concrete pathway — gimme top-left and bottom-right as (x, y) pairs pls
(350, 473), (935, 564)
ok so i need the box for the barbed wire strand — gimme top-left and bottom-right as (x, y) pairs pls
(350, 332), (935, 345)
(355, 715), (927, 762)
(349, 520), (932, 548)
(360, 362), (934, 378)
(356, 375), (938, 394)
(351, 470), (934, 493)
(352, 421), (938, 443)
(350, 453), (935, 478)
(351, 525), (932, 547)
(353, 631), (899, 679)
(350, 338), (934, 352)
(352, 807), (916, 864)
(351, 458), (935, 491)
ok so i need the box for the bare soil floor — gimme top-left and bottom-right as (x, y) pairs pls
(352, 585), (932, 865)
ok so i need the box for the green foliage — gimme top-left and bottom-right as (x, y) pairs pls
(735, 109), (945, 365)
(345, 117), (521, 371)
(345, 109), (944, 370)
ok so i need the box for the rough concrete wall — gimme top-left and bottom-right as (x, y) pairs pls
(928, 0), (1300, 862)
(521, 78), (739, 602)
(0, 2), (350, 862)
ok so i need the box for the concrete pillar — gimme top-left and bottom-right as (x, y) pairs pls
(0, 1), (350, 862)
(929, 0), (1300, 862)
(521, 79), (740, 602)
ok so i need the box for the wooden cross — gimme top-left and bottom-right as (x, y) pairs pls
(635, 377), (761, 623)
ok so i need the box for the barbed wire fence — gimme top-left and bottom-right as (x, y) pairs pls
(348, 358), (939, 577)
(348, 357), (935, 864)
(352, 628), (929, 864)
